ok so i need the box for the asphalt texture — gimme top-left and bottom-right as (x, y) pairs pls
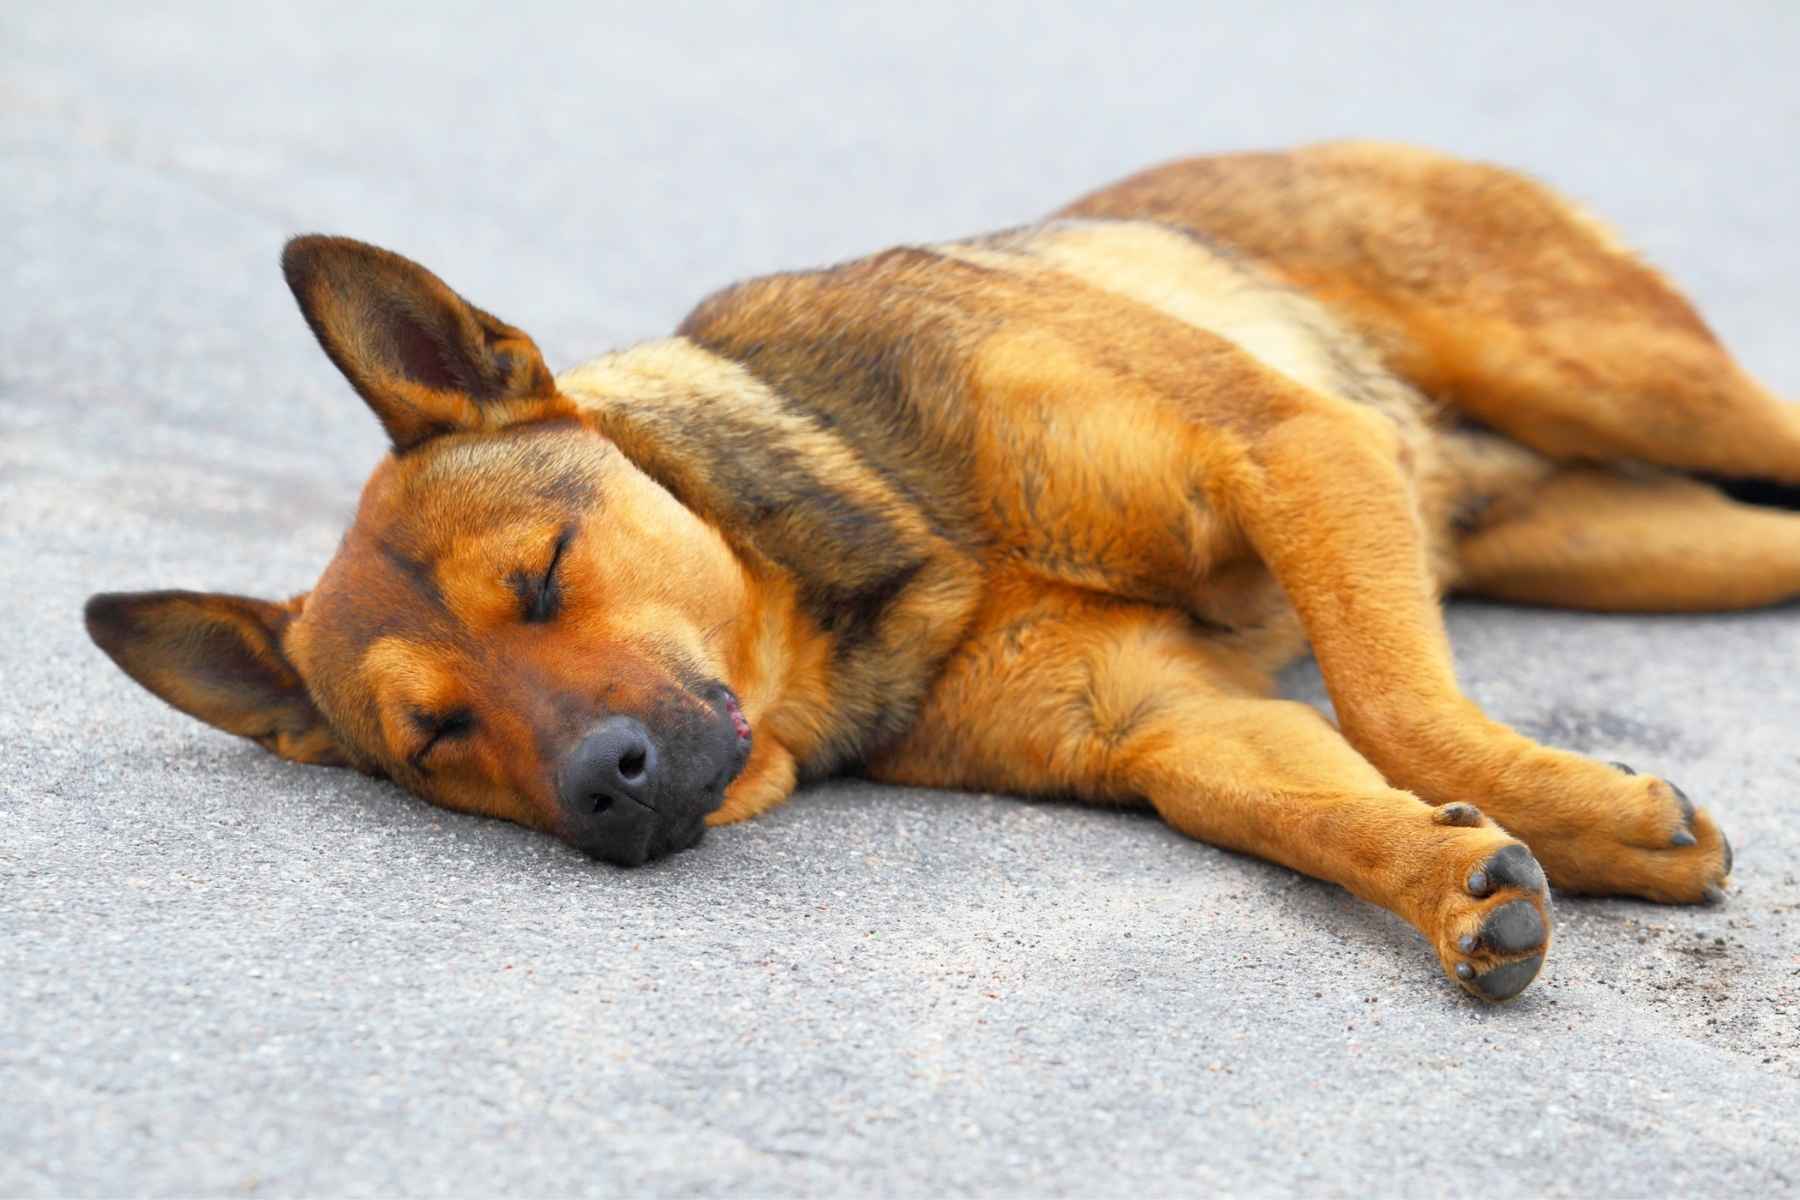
(5, 3), (1799, 1195)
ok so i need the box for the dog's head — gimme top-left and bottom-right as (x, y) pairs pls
(85, 237), (753, 865)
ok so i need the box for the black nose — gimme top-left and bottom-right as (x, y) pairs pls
(555, 705), (736, 866)
(560, 716), (658, 817)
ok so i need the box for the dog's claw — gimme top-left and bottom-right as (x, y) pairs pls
(1610, 761), (1637, 775)
(1455, 961), (1475, 981)
(1670, 829), (1697, 848)
(1435, 803), (1485, 827)
(1667, 781), (1696, 825)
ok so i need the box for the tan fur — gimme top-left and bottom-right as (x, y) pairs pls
(87, 144), (1784, 1003)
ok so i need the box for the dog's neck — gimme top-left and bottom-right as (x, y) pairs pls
(557, 339), (983, 799)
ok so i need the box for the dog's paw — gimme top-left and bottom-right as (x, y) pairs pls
(1536, 764), (1732, 903)
(1605, 762), (1701, 846)
(1441, 840), (1552, 1001)
(1417, 815), (1552, 1002)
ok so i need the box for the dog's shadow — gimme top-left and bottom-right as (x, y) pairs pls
(740, 777), (1484, 1003)
(232, 734), (1620, 1012)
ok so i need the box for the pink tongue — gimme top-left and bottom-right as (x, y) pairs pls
(727, 699), (751, 739)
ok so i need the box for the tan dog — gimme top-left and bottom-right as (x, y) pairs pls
(90, 142), (1776, 1002)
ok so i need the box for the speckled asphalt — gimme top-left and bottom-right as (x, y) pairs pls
(4, 2), (1798, 1194)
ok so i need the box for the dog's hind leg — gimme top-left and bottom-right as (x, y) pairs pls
(1457, 466), (1800, 611)
(1061, 143), (1800, 483)
(1427, 308), (1800, 487)
(869, 583), (1554, 1002)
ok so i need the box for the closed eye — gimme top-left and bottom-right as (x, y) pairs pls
(408, 708), (475, 771)
(513, 527), (573, 623)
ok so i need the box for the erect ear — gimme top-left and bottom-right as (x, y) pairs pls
(84, 590), (348, 767)
(281, 234), (573, 452)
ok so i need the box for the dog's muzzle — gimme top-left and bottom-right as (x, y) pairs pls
(555, 688), (751, 866)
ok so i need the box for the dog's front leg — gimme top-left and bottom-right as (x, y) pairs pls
(1220, 402), (1732, 902)
(710, 732), (799, 826)
(871, 585), (1553, 1000)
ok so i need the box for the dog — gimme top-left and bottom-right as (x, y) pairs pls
(90, 141), (1780, 1003)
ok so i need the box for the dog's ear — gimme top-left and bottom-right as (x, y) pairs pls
(84, 590), (349, 767)
(281, 235), (572, 452)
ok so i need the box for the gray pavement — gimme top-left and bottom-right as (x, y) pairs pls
(4, 2), (1799, 1195)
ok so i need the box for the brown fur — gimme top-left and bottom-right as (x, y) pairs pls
(89, 143), (1786, 1002)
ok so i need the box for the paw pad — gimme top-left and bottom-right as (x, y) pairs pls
(1446, 843), (1550, 1002)
(1476, 899), (1545, 953)
(1460, 954), (1545, 1001)
(1466, 843), (1545, 898)
(1455, 899), (1544, 957)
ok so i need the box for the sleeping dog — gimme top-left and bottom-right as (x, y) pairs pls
(89, 143), (1776, 1001)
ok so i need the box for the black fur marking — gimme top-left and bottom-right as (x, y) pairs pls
(677, 252), (987, 556)
(377, 539), (446, 611)
(407, 706), (475, 772)
(511, 528), (572, 624)
(806, 558), (928, 653)
(390, 422), (468, 457)
(597, 373), (950, 656)
(1096, 694), (1166, 750)
(601, 391), (949, 693)
(587, 252), (1005, 775)
(1450, 495), (1493, 534)
(535, 464), (599, 509)
(487, 347), (515, 391)
(1186, 613), (1238, 637)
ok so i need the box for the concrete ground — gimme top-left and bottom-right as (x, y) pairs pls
(4, 2), (1798, 1194)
